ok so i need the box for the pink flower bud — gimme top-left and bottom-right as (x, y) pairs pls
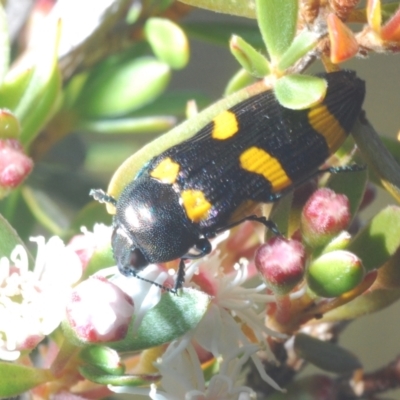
(255, 237), (305, 295)
(67, 225), (112, 271)
(66, 277), (134, 343)
(0, 139), (33, 191)
(301, 188), (351, 248)
(17, 335), (44, 351)
(359, 183), (376, 211)
(67, 234), (94, 269)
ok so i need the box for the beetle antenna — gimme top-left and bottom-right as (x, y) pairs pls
(132, 270), (185, 294)
(90, 189), (117, 206)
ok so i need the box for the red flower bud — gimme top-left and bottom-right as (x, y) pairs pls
(255, 237), (306, 295)
(301, 188), (351, 248)
(0, 139), (33, 194)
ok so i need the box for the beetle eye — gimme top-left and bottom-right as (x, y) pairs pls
(129, 248), (148, 269)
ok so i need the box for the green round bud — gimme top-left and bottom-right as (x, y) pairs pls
(79, 346), (125, 376)
(0, 109), (20, 139)
(307, 250), (365, 298)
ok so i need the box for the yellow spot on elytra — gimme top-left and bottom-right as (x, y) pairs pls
(212, 110), (239, 140)
(239, 147), (292, 192)
(181, 190), (212, 222)
(150, 158), (180, 184)
(308, 104), (347, 154)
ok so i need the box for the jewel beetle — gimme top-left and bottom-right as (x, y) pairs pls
(92, 70), (365, 293)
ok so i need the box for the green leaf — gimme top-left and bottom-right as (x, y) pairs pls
(83, 243), (114, 279)
(0, 67), (34, 110)
(0, 189), (35, 241)
(352, 118), (400, 203)
(108, 289), (210, 351)
(325, 286), (400, 321)
(294, 333), (361, 373)
(267, 375), (335, 400)
(322, 251), (400, 321)
(85, 142), (145, 175)
(21, 186), (68, 236)
(145, 18), (189, 70)
(274, 74), (327, 110)
(0, 4), (10, 84)
(70, 201), (112, 234)
(0, 213), (32, 266)
(224, 68), (256, 95)
(76, 57), (171, 118)
(79, 364), (151, 386)
(277, 30), (319, 70)
(20, 66), (62, 147)
(347, 206), (400, 272)
(268, 193), (293, 238)
(128, 90), (210, 118)
(0, 362), (54, 397)
(184, 22), (264, 48)
(381, 2), (400, 22)
(381, 136), (400, 164)
(256, 0), (298, 60)
(79, 115), (176, 135)
(14, 22), (60, 124)
(327, 164), (368, 219)
(230, 35), (270, 78)
(178, 0), (257, 18)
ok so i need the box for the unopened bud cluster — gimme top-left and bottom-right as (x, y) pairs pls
(255, 188), (365, 298)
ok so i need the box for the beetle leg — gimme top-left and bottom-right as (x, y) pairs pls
(173, 259), (186, 293)
(213, 214), (282, 237)
(319, 163), (366, 175)
(171, 238), (212, 292)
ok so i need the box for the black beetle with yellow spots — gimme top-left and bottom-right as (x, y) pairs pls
(91, 70), (365, 293)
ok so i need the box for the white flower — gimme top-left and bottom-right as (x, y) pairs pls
(100, 263), (173, 330)
(110, 344), (259, 400)
(0, 236), (82, 360)
(160, 253), (284, 391)
(105, 232), (284, 393)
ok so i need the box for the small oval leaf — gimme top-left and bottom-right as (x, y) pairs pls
(184, 22), (264, 48)
(77, 57), (171, 118)
(179, 0), (256, 18)
(108, 289), (210, 351)
(327, 163), (368, 219)
(274, 74), (327, 110)
(79, 116), (176, 135)
(0, 362), (54, 397)
(256, 0), (298, 60)
(347, 206), (400, 272)
(277, 30), (319, 71)
(230, 35), (270, 78)
(0, 4), (10, 84)
(0, 213), (32, 264)
(224, 68), (256, 95)
(294, 333), (361, 373)
(145, 18), (189, 70)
